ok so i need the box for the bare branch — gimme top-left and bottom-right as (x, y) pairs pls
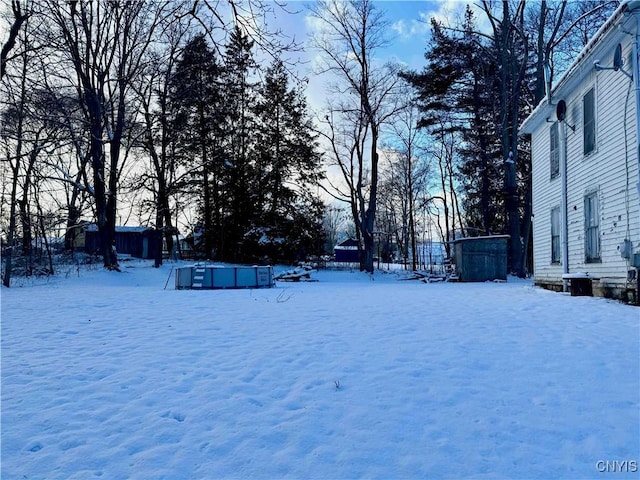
(1, 0), (31, 79)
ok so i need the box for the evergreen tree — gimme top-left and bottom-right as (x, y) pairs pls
(220, 26), (259, 262)
(249, 59), (325, 262)
(170, 34), (224, 258)
(169, 31), (324, 265)
(402, 9), (504, 236)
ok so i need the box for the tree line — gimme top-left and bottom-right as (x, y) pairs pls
(310, 0), (616, 274)
(1, 0), (618, 285)
(399, 0), (618, 276)
(1, 0), (324, 286)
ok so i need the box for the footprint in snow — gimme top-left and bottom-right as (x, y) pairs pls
(162, 411), (186, 422)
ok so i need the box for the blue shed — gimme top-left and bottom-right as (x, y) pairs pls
(334, 238), (360, 263)
(84, 225), (160, 259)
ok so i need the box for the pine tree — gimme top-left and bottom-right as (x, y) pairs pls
(249, 59), (325, 262)
(170, 34), (224, 258)
(219, 26), (259, 262)
(402, 9), (503, 237)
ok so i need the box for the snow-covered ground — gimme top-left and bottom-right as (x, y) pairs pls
(2, 260), (639, 479)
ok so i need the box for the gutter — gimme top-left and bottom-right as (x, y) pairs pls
(560, 121), (569, 291)
(521, 1), (632, 135)
(630, 3), (640, 223)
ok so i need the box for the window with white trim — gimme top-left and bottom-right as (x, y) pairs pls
(583, 87), (595, 155)
(584, 192), (600, 262)
(551, 207), (561, 264)
(550, 122), (559, 179)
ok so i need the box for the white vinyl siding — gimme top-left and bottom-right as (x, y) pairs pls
(528, 34), (640, 288)
(531, 122), (564, 283)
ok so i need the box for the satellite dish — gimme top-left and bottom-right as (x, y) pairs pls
(613, 43), (624, 71)
(556, 100), (567, 121)
(593, 43), (632, 79)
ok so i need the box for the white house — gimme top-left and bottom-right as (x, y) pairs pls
(520, 1), (640, 302)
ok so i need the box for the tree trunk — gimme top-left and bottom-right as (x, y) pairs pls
(3, 166), (19, 287)
(3, 38), (28, 287)
(154, 191), (165, 268)
(64, 205), (82, 251)
(0, 0), (29, 80)
(499, 1), (524, 277)
(362, 135), (379, 273)
(86, 90), (112, 268)
(438, 154), (451, 258)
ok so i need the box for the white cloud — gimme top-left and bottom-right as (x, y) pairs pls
(430, 0), (493, 34)
(391, 17), (430, 39)
(304, 12), (325, 33)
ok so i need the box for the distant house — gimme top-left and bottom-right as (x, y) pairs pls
(84, 225), (160, 260)
(163, 234), (194, 260)
(520, 1), (640, 301)
(334, 238), (360, 263)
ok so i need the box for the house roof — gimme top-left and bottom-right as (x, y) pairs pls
(86, 224), (153, 233)
(520, 0), (640, 135)
(335, 238), (359, 249)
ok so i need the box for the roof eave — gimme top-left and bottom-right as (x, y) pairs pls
(520, 99), (554, 135)
(520, 1), (637, 136)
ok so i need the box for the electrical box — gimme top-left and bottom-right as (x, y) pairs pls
(633, 253), (640, 268)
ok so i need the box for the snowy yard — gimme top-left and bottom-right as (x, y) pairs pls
(1, 261), (639, 479)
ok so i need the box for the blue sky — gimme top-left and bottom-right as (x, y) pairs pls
(257, 1), (474, 204)
(262, 0), (472, 112)
(372, 1), (457, 68)
(280, 0), (470, 66)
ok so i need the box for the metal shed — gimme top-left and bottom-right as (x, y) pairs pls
(453, 235), (509, 282)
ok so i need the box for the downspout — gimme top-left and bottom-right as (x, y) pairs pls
(633, 9), (640, 302)
(560, 120), (570, 291)
(619, 1), (640, 301)
(634, 13), (640, 219)
(625, 2), (640, 221)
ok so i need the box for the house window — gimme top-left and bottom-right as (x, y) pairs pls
(583, 87), (595, 155)
(550, 122), (559, 179)
(551, 207), (561, 264)
(584, 192), (600, 262)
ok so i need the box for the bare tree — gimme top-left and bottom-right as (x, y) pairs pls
(322, 204), (347, 253)
(0, 72), (26, 286)
(1, 7), (45, 286)
(0, 0), (31, 79)
(427, 127), (461, 259)
(310, 0), (405, 273)
(40, 1), (179, 269)
(382, 98), (432, 270)
(132, 7), (197, 267)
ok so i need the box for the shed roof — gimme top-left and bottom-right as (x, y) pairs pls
(86, 224), (153, 233)
(335, 238), (359, 248)
(454, 235), (510, 243)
